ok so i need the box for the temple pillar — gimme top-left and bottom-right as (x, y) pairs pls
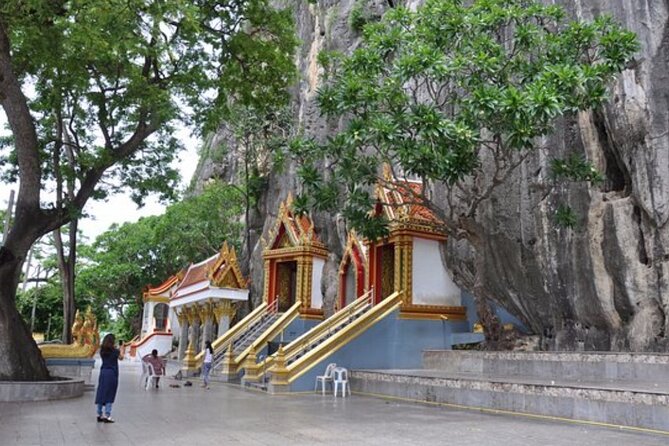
(199, 303), (213, 351)
(302, 255), (313, 309)
(393, 234), (413, 306)
(177, 309), (189, 360)
(189, 310), (201, 355)
(182, 307), (200, 374)
(214, 300), (236, 338)
(263, 259), (271, 304)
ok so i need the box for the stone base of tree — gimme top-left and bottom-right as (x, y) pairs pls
(0, 377), (84, 402)
(45, 358), (95, 385)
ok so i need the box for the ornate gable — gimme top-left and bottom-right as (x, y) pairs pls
(339, 230), (368, 275)
(144, 274), (181, 303)
(208, 242), (247, 289)
(373, 165), (444, 237)
(262, 193), (325, 251)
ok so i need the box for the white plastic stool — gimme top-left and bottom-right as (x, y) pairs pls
(333, 367), (350, 397)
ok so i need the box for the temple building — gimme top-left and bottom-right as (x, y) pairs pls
(367, 178), (465, 320)
(171, 242), (249, 365)
(261, 193), (329, 321)
(129, 274), (182, 359)
(169, 183), (482, 391)
(197, 195), (330, 381)
(252, 176), (482, 393)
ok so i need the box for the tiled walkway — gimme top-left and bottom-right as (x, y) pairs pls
(0, 360), (667, 445)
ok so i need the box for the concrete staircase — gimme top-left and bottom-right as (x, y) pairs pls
(350, 350), (669, 432)
(212, 313), (282, 368)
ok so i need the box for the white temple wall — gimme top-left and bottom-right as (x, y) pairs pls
(311, 257), (325, 309)
(141, 302), (152, 337)
(412, 237), (461, 306)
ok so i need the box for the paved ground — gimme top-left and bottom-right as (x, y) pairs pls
(0, 360), (667, 446)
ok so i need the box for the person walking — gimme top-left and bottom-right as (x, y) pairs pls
(202, 340), (213, 389)
(95, 333), (123, 423)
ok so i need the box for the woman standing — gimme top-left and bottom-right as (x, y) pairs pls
(95, 333), (123, 423)
(202, 340), (213, 389)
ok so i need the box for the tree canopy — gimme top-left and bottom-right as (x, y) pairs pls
(291, 0), (637, 240)
(78, 182), (244, 338)
(0, 0), (297, 380)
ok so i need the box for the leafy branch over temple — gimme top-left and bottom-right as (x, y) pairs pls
(291, 0), (637, 241)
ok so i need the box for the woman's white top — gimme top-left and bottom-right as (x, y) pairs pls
(204, 349), (213, 364)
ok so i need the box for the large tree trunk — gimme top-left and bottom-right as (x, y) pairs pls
(0, 245), (50, 381)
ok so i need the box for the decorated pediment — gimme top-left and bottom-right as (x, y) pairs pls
(374, 164), (442, 230)
(262, 193), (325, 251)
(339, 230), (368, 274)
(208, 241), (247, 289)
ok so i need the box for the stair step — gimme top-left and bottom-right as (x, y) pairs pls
(350, 366), (669, 432)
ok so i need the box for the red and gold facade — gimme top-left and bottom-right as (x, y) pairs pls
(338, 230), (368, 310)
(262, 194), (328, 320)
(364, 177), (466, 321)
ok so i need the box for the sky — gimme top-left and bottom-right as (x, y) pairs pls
(0, 114), (201, 242)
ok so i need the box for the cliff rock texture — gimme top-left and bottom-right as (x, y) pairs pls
(192, 0), (669, 351)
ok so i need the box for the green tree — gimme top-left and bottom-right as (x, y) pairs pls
(77, 182), (243, 339)
(291, 0), (636, 338)
(0, 0), (297, 380)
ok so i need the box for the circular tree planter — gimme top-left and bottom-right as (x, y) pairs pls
(0, 377), (84, 402)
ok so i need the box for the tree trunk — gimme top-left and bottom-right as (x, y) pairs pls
(0, 246), (50, 381)
(54, 219), (78, 344)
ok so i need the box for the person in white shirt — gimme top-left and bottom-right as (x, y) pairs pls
(202, 341), (213, 389)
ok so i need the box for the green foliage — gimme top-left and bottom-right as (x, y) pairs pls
(0, 0), (298, 205)
(293, 0), (637, 239)
(76, 182), (244, 336)
(349, 0), (371, 32)
(555, 204), (578, 228)
(551, 154), (604, 184)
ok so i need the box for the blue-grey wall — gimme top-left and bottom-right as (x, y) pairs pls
(288, 311), (472, 392)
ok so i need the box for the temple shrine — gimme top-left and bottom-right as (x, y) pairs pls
(180, 179), (482, 392)
(128, 274), (181, 359)
(172, 242), (249, 373)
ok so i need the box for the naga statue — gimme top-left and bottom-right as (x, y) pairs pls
(39, 307), (100, 358)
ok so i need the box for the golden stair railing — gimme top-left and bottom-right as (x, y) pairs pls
(253, 289), (376, 380)
(190, 301), (269, 372)
(232, 300), (302, 380)
(269, 291), (402, 387)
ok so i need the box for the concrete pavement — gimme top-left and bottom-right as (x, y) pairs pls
(0, 359), (667, 445)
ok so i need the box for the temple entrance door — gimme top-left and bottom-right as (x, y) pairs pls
(374, 244), (395, 304)
(276, 261), (297, 312)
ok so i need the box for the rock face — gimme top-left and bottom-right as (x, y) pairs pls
(192, 0), (669, 352)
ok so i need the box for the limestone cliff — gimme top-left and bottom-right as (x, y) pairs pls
(192, 0), (669, 351)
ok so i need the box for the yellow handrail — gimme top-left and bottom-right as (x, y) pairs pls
(261, 289), (375, 371)
(276, 291), (402, 384)
(193, 301), (268, 366)
(233, 300), (302, 366)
